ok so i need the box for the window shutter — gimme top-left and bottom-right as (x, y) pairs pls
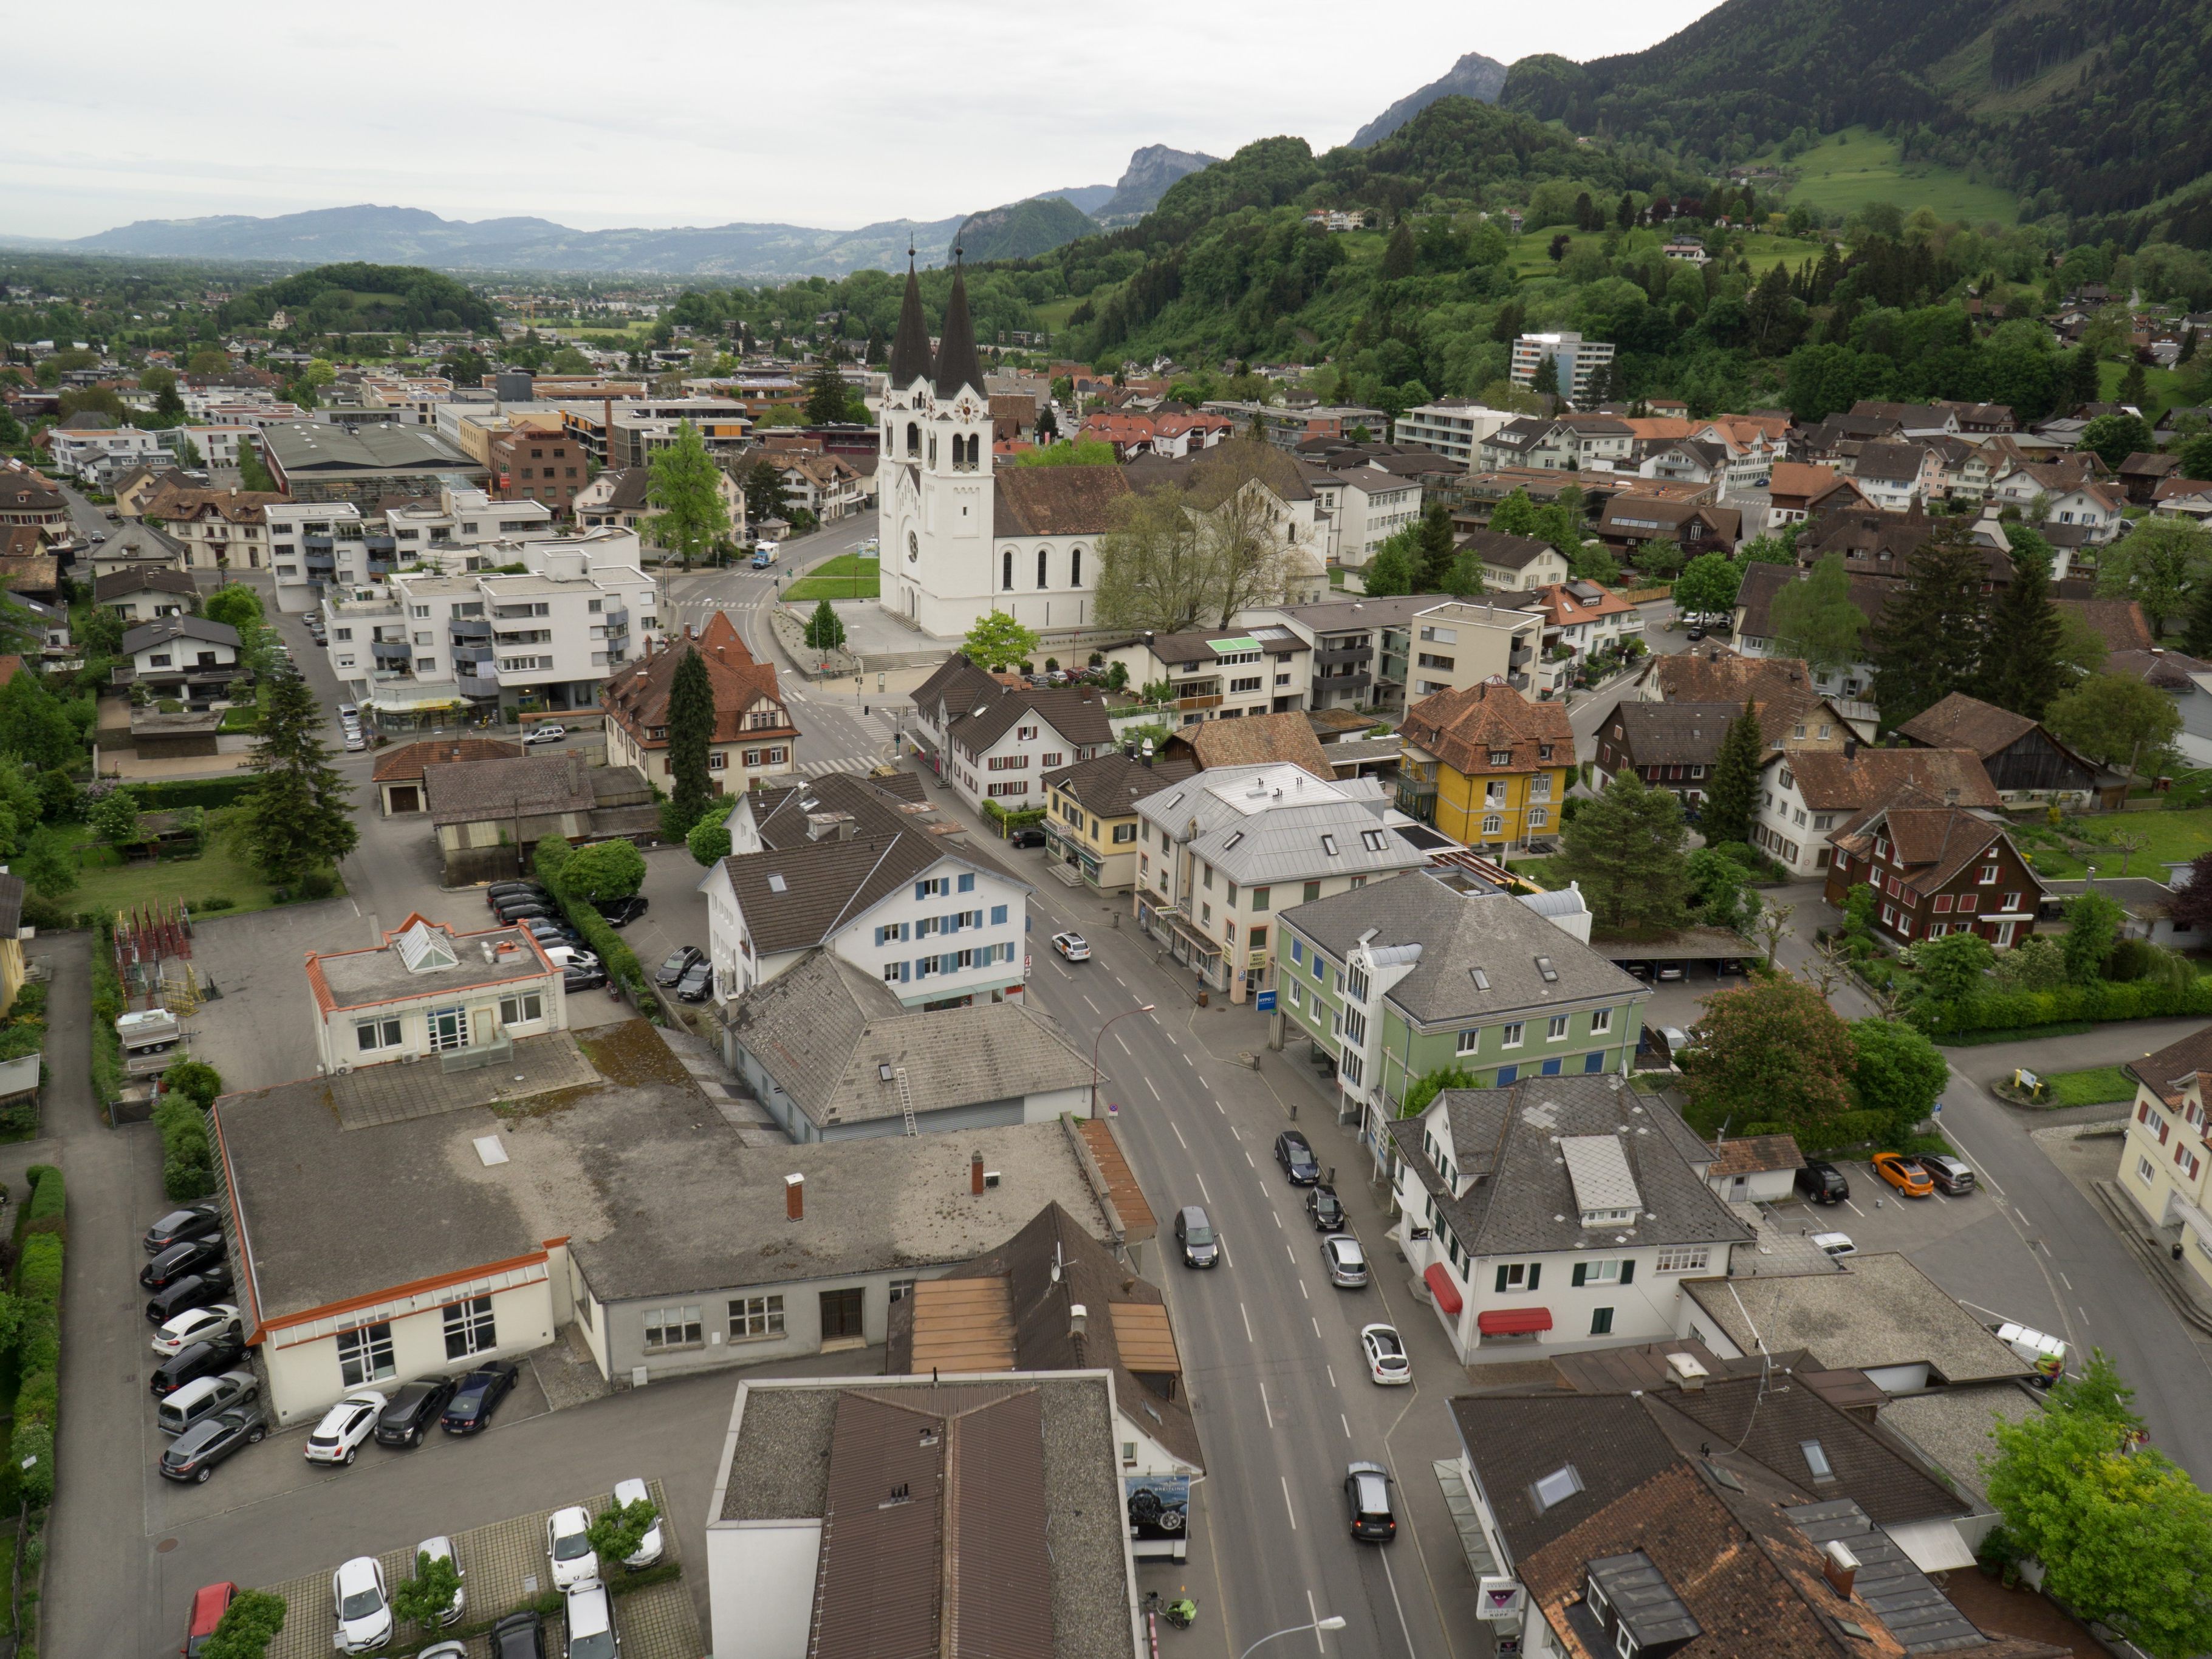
(1527, 1263), (1541, 1291)
(1619, 1260), (1635, 1285)
(1571, 1263), (1587, 1287)
(1495, 1265), (1510, 1294)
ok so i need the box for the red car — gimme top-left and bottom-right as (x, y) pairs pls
(184, 1581), (238, 1657)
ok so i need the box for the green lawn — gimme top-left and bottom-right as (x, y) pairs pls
(1755, 127), (2019, 225)
(2042, 1064), (2138, 1107)
(1505, 227), (1830, 279)
(61, 809), (289, 918)
(2100, 358), (2191, 419)
(783, 554), (880, 602)
(2019, 808), (2212, 880)
(1030, 296), (1086, 334)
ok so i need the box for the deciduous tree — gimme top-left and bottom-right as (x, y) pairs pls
(2044, 671), (2183, 776)
(1672, 552), (1742, 620)
(961, 611), (1040, 672)
(2061, 889), (2125, 983)
(645, 420), (730, 567)
(1912, 929), (1993, 1004)
(1679, 977), (1857, 1141)
(587, 1493), (663, 1567)
(687, 816), (733, 866)
(1555, 771), (1690, 937)
(1848, 1017), (1948, 1141)
(2096, 518), (2212, 634)
(391, 1548), (464, 1631)
(562, 838), (645, 900)
(1766, 553), (1866, 673)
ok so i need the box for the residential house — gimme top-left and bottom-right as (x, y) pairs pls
(573, 463), (745, 536)
(1255, 594), (1440, 716)
(1730, 562), (1886, 714)
(0, 547), (58, 609)
(1474, 416), (1632, 474)
(2055, 597), (2154, 654)
(1396, 679), (1574, 848)
(603, 611), (798, 796)
(303, 914), (564, 1075)
(1315, 462), (1421, 567)
(1389, 1073), (1752, 1363)
(422, 752), (656, 884)
(1894, 691), (2104, 806)
(1282, 872), (1648, 1154)
(2119, 450), (2182, 504)
(2106, 648), (2212, 767)
(1986, 462), (2125, 542)
(368, 737), (522, 816)
(1399, 599), (1546, 699)
(140, 484), (283, 571)
(702, 770), (1029, 1021)
(908, 659), (1115, 812)
(0, 468), (70, 535)
(119, 616), (241, 708)
(1754, 743), (1999, 877)
(721, 950), (1092, 1141)
(2151, 475), (2212, 524)
(2120, 1024), (2212, 1300)
(86, 524), (189, 581)
(1041, 750), (1199, 888)
(1464, 529), (1572, 593)
(2040, 877), (2202, 951)
(765, 449), (865, 524)
(1824, 798), (2046, 948)
(1392, 400), (1521, 465)
(264, 501), (368, 590)
(1514, 581), (1642, 677)
(111, 464), (190, 518)
(1592, 496), (1742, 561)
(92, 567), (196, 623)
(1508, 332), (1616, 405)
(46, 416), (164, 481)
(1157, 708), (1336, 779)
(1843, 441), (1942, 511)
(1594, 695), (1849, 811)
(1131, 761), (1430, 1002)
(1098, 624), (1311, 727)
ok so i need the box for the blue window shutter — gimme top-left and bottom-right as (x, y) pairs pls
(991, 904), (1007, 925)
(1541, 1058), (1562, 1077)
(1496, 1064), (1516, 1085)
(899, 960), (910, 982)
(1584, 1050), (1605, 1073)
(958, 872), (974, 892)
(914, 881), (927, 901)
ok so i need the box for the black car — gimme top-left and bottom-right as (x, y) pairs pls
(486, 881), (549, 910)
(374, 1375), (458, 1447)
(1795, 1161), (1850, 1205)
(1007, 827), (1047, 849)
(440, 1361), (519, 1434)
(146, 1267), (234, 1325)
(564, 962), (610, 991)
(491, 1611), (547, 1659)
(151, 1336), (247, 1398)
(523, 918), (584, 948)
(594, 895), (649, 928)
(158, 1406), (267, 1483)
(656, 945), (704, 988)
(142, 1234), (226, 1290)
(145, 1202), (224, 1254)
(1344, 1460), (1397, 1543)
(1174, 1205), (1218, 1268)
(1275, 1129), (1320, 1186)
(675, 959), (714, 1002)
(1306, 1185), (1346, 1232)
(493, 898), (557, 924)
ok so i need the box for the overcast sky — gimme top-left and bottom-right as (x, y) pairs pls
(6, 1), (1719, 239)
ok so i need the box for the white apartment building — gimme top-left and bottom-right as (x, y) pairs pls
(272, 486), (562, 601)
(1405, 600), (1546, 699)
(1507, 333), (1616, 406)
(49, 423), (165, 481)
(1391, 401), (1519, 465)
(1310, 464), (1422, 567)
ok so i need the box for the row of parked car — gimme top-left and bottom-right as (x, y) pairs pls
(485, 880), (643, 991)
(653, 944), (714, 1002)
(140, 1202), (264, 1470)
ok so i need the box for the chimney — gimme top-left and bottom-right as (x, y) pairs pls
(1843, 736), (1859, 761)
(785, 1172), (804, 1222)
(1821, 1539), (1860, 1601)
(1069, 1303), (1088, 1341)
(971, 1152), (985, 1196)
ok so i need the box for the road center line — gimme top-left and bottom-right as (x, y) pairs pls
(1301, 1280), (1309, 1300)
(1341, 1413), (1351, 1440)
(1241, 1303), (1255, 1343)
(1260, 1380), (1275, 1428)
(1245, 1150), (1255, 1168)
(1312, 1316), (1322, 1339)
(1281, 1476), (1297, 1530)
(1308, 1590), (1326, 1653)
(1196, 1173), (1211, 1203)
(1327, 1364), (1336, 1387)
(1145, 1078), (1160, 1100)
(1273, 1213), (1282, 1230)
(1115, 1033), (1131, 1056)
(1171, 1121), (1187, 1149)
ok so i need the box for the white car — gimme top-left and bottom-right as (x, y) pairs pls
(1812, 1231), (1857, 1259)
(415, 1534), (465, 1625)
(543, 945), (601, 972)
(343, 733), (368, 753)
(1360, 1323), (1411, 1385)
(546, 1503), (599, 1591)
(1051, 932), (1091, 962)
(152, 1302), (241, 1358)
(337, 703), (358, 722)
(304, 1389), (387, 1466)
(610, 1477), (663, 1569)
(332, 1555), (393, 1654)
(565, 1581), (618, 1659)
(522, 724), (566, 745)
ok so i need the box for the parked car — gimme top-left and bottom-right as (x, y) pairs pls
(332, 1556), (394, 1655)
(157, 1369), (258, 1437)
(150, 1336), (245, 1398)
(564, 1581), (618, 1659)
(142, 1234), (226, 1290)
(145, 1201), (223, 1254)
(146, 1267), (233, 1325)
(1275, 1129), (1320, 1186)
(1871, 1151), (1934, 1198)
(522, 724), (566, 745)
(152, 1302), (242, 1358)
(493, 898), (558, 924)
(337, 703), (358, 722)
(1344, 1460), (1397, 1543)
(486, 881), (549, 909)
(594, 895), (648, 928)
(1812, 1231), (1857, 1258)
(1620, 960), (1654, 981)
(1007, 827), (1047, 849)
(159, 1406), (267, 1483)
(564, 962), (610, 992)
(1050, 931), (1091, 962)
(1793, 1161), (1849, 1205)
(543, 944), (601, 973)
(441, 1360), (519, 1434)
(1655, 962), (1686, 982)
(1306, 1185), (1346, 1232)
(374, 1375), (458, 1447)
(546, 1504), (599, 1592)
(343, 731), (368, 753)
(1173, 1205), (1218, 1268)
(1916, 1153), (1976, 1196)
(674, 959), (714, 1002)
(523, 917), (584, 946)
(491, 1612), (548, 1659)
(305, 1389), (389, 1465)
(183, 1582), (238, 1657)
(656, 945), (704, 987)
(416, 1536), (466, 1624)
(610, 1478), (664, 1568)
(1321, 1234), (1369, 1288)
(1360, 1324), (1411, 1385)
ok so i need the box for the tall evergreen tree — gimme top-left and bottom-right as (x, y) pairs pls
(1699, 700), (1765, 847)
(665, 647), (716, 835)
(2062, 346), (2101, 410)
(1555, 771), (1690, 938)
(1978, 540), (2066, 720)
(2180, 575), (2212, 660)
(1380, 221), (1416, 282)
(803, 353), (851, 424)
(1414, 501), (1456, 590)
(239, 671), (356, 882)
(1870, 518), (1987, 728)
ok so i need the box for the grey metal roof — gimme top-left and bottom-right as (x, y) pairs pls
(1785, 1499), (1982, 1652)
(1134, 764), (1426, 887)
(1281, 871), (1644, 1026)
(261, 420), (479, 475)
(122, 615), (238, 654)
(1388, 1073), (1753, 1259)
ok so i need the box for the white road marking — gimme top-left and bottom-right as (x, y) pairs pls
(1312, 1316), (1322, 1339)
(1301, 1279), (1309, 1301)
(2016, 1208), (2032, 1230)
(1185, 1053), (1196, 1067)
(1273, 1213), (1282, 1230)
(1245, 1150), (1255, 1168)
(1342, 1413), (1351, 1440)
(1281, 1477), (1297, 1530)
(1260, 1381), (1274, 1428)
(2078, 1305), (2090, 1327)
(1380, 1551), (1420, 1658)
(1286, 1244), (1295, 1264)
(1196, 1173), (1211, 1202)
(1308, 1590), (1326, 1653)
(1171, 1121), (1187, 1149)
(1145, 1078), (1160, 1101)
(1327, 1364), (1337, 1388)
(1115, 1034), (1131, 1056)
(1241, 1303), (1254, 1343)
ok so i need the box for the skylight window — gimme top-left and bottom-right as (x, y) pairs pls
(1801, 1440), (1834, 1482)
(1535, 954), (1558, 983)
(1361, 829), (1386, 851)
(767, 873), (787, 893)
(1321, 833), (1339, 856)
(1530, 1464), (1583, 1513)
(1470, 967), (1491, 991)
(1703, 1462), (1744, 1491)
(1222, 831), (1244, 851)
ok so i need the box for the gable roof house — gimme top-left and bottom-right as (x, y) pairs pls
(368, 736), (523, 815)
(1041, 750), (1200, 889)
(1894, 692), (2104, 807)
(92, 566), (197, 621)
(602, 611), (797, 797)
(117, 615), (241, 708)
(1841, 442), (1943, 512)
(906, 656), (1115, 812)
(421, 751), (654, 884)
(1763, 462), (1866, 532)
(1462, 528), (1572, 593)
(1592, 496), (1742, 561)
(1160, 706), (1337, 781)
(1594, 694), (1851, 811)
(1729, 563), (1889, 717)
(1825, 798), (2046, 949)
(1755, 744), (2001, 879)
(1396, 678), (1576, 849)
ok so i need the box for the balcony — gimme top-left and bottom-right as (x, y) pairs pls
(457, 660), (500, 694)
(1317, 638), (1371, 662)
(1509, 645), (1533, 667)
(1320, 670), (1372, 694)
(1176, 694), (1224, 712)
(303, 535), (334, 553)
(450, 617), (491, 642)
(364, 534), (396, 554)
(371, 640), (413, 665)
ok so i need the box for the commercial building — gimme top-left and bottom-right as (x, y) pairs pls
(1508, 332), (1616, 405)
(260, 420), (488, 504)
(1041, 750), (1198, 889)
(303, 914), (565, 1075)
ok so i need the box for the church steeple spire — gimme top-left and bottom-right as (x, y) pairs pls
(886, 245), (933, 388)
(931, 248), (988, 401)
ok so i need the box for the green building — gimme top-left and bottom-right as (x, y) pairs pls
(1279, 870), (1650, 1166)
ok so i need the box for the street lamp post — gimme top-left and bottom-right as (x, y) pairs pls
(1089, 1002), (1157, 1115)
(1239, 1617), (1347, 1658)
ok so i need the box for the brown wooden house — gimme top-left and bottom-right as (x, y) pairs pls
(1894, 691), (2106, 807)
(1824, 795), (2046, 948)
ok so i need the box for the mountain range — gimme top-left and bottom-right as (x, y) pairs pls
(1349, 52), (1508, 149)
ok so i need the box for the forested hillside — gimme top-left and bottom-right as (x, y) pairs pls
(217, 262), (498, 335)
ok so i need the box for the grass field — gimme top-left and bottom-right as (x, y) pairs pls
(2042, 1064), (2138, 1107)
(1030, 296), (1086, 334)
(782, 553), (880, 602)
(1759, 128), (2018, 227)
(61, 809), (295, 918)
(2101, 358), (2191, 417)
(2021, 807), (2212, 879)
(1505, 227), (1831, 279)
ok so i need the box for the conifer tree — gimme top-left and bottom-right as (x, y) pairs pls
(665, 647), (716, 835)
(1699, 700), (1765, 847)
(1978, 539), (2066, 720)
(1870, 518), (1987, 728)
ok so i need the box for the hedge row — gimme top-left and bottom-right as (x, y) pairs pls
(536, 840), (648, 1000)
(14, 1165), (64, 1510)
(1915, 975), (2212, 1038)
(89, 923), (123, 1110)
(156, 1060), (222, 1201)
(129, 778), (255, 810)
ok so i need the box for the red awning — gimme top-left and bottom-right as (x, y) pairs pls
(1478, 1307), (1553, 1336)
(1423, 1263), (1464, 1316)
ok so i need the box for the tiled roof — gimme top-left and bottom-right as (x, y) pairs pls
(1462, 528), (1558, 570)
(2128, 1022), (2212, 1094)
(1134, 764), (1427, 887)
(1401, 678), (1574, 777)
(913, 654), (1012, 720)
(1521, 581), (1638, 626)
(370, 737), (523, 784)
(1733, 561), (1886, 640)
(1163, 710), (1334, 779)
(1851, 441), (1929, 484)
(946, 686), (1114, 755)
(422, 754), (595, 826)
(1828, 804), (2027, 901)
(992, 465), (1132, 536)
(120, 615), (237, 654)
(92, 568), (197, 603)
(2052, 597), (2153, 652)
(1893, 693), (2038, 759)
(724, 834), (942, 956)
(141, 485), (284, 524)
(0, 473), (66, 512)
(1779, 747), (1998, 813)
(2108, 647), (2212, 689)
(1041, 751), (1197, 816)
(1645, 648), (1818, 705)
(601, 612), (788, 747)
(1708, 1134), (1804, 1176)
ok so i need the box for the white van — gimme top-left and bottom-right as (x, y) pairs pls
(157, 1369), (258, 1436)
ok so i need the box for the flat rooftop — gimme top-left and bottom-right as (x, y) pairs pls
(309, 921), (552, 1011)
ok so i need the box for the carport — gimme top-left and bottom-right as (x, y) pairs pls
(1596, 925), (1759, 982)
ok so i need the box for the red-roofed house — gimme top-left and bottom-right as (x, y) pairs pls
(602, 610), (798, 795)
(1824, 799), (2046, 948)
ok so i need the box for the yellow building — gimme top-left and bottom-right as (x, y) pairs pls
(1040, 751), (1197, 889)
(1395, 677), (1575, 852)
(0, 875), (23, 1016)
(2119, 1025), (2212, 1293)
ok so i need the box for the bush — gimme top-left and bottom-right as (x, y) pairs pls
(200, 1587), (287, 1659)
(13, 1420), (53, 1509)
(89, 922), (124, 1109)
(297, 867), (336, 900)
(16, 1234), (61, 1306)
(155, 1096), (216, 1200)
(22, 1165), (64, 1228)
(1915, 973), (2212, 1038)
(687, 818), (732, 866)
(132, 777), (254, 810)
(15, 1367), (57, 1428)
(162, 1058), (224, 1110)
(198, 895), (236, 912)
(18, 892), (74, 931)
(548, 870), (645, 998)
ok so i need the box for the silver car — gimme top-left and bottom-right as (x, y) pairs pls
(1322, 1234), (1369, 1288)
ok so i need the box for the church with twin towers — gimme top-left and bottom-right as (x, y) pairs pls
(875, 255), (1128, 641)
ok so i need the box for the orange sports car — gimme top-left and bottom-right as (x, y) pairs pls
(1871, 1152), (1934, 1198)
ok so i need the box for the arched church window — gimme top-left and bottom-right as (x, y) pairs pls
(1036, 547), (1049, 589)
(908, 531), (920, 564)
(1070, 546), (1082, 586)
(906, 422), (919, 456)
(1002, 549), (1014, 590)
